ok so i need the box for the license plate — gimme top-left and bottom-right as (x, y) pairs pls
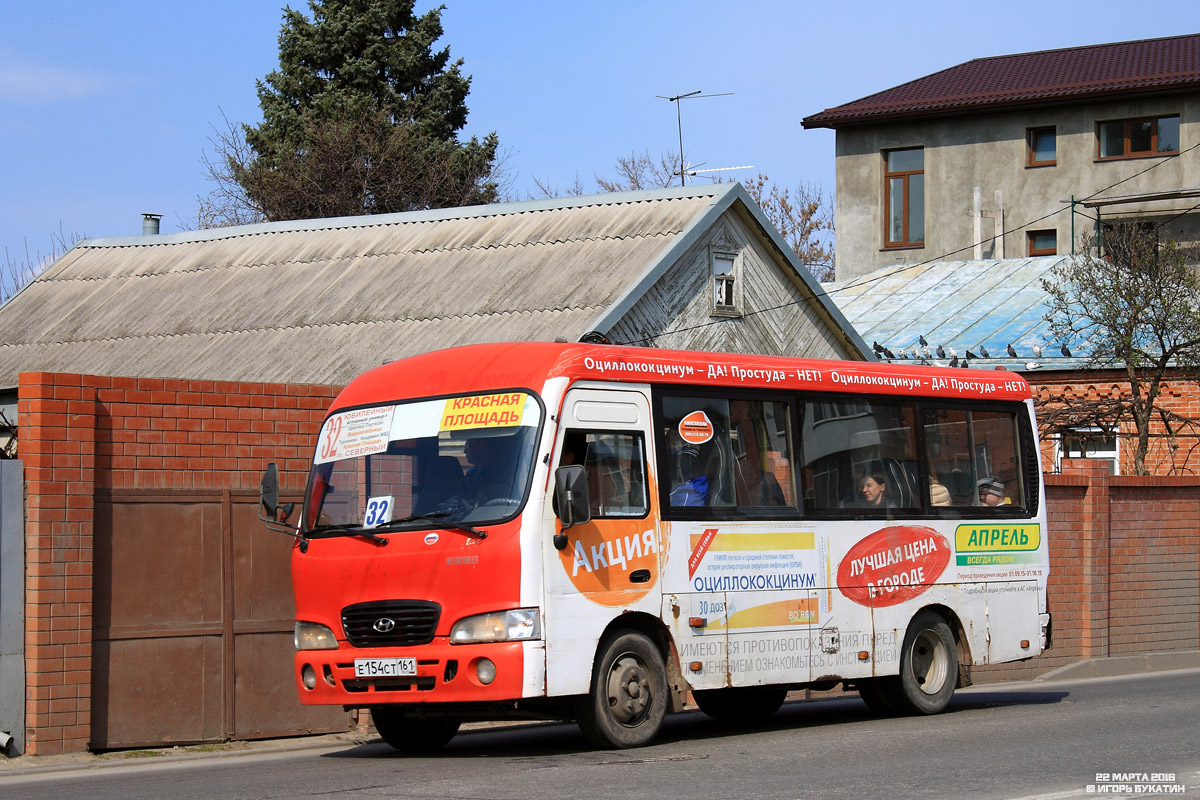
(354, 657), (417, 678)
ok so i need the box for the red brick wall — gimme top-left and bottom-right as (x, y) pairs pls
(1030, 369), (1200, 475)
(17, 375), (1200, 752)
(975, 459), (1200, 683)
(18, 372), (337, 754)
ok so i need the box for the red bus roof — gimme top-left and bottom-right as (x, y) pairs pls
(329, 341), (1032, 413)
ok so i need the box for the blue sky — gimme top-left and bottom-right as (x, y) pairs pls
(0, 1), (1191, 274)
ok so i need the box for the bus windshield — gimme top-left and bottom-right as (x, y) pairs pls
(303, 391), (542, 532)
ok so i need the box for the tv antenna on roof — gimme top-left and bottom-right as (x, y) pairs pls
(656, 90), (734, 186)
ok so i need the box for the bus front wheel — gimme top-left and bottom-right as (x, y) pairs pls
(892, 610), (957, 715)
(575, 631), (668, 749)
(370, 705), (460, 752)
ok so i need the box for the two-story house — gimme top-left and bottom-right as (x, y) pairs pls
(803, 33), (1200, 280)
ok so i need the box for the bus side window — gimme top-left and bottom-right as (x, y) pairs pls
(922, 406), (1025, 510)
(970, 410), (1024, 509)
(800, 398), (918, 513)
(561, 430), (648, 518)
(729, 399), (797, 511)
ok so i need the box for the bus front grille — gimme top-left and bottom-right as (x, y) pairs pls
(341, 600), (440, 647)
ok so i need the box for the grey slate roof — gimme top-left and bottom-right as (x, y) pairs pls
(826, 256), (1090, 371)
(0, 184), (865, 387)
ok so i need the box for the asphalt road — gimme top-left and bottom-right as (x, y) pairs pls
(4, 669), (1198, 800)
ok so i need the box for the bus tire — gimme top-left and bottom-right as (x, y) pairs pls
(575, 631), (668, 749)
(856, 678), (899, 716)
(893, 610), (957, 715)
(693, 686), (787, 723)
(370, 705), (460, 752)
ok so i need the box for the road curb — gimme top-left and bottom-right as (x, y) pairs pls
(1034, 649), (1200, 681)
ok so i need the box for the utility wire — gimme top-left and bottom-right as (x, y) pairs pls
(614, 138), (1200, 347)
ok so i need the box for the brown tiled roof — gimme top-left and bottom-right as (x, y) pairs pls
(803, 33), (1200, 128)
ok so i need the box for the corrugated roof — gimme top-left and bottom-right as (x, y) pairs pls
(0, 184), (866, 387)
(826, 257), (1090, 370)
(803, 33), (1200, 128)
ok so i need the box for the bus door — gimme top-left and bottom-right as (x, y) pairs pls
(543, 387), (660, 697)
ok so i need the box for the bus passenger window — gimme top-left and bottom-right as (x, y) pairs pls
(661, 397), (736, 510)
(970, 410), (1024, 509)
(922, 406), (1025, 510)
(729, 399), (796, 510)
(801, 398), (918, 513)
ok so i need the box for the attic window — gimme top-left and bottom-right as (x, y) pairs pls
(709, 247), (741, 317)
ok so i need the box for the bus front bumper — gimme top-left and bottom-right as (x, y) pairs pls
(294, 640), (530, 705)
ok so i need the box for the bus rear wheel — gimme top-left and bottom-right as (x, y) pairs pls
(575, 631), (668, 749)
(693, 686), (787, 723)
(370, 705), (460, 752)
(892, 610), (957, 715)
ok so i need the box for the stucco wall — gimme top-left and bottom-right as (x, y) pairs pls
(833, 92), (1200, 279)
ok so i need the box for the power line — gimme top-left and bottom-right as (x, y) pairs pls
(613, 138), (1200, 347)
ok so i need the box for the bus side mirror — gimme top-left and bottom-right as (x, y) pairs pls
(259, 463), (280, 522)
(553, 465), (590, 550)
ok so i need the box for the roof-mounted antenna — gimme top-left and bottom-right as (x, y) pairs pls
(656, 90), (733, 187)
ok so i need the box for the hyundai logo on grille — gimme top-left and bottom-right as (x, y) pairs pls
(373, 617), (397, 633)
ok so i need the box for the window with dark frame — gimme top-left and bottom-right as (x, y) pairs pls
(653, 384), (1036, 522)
(884, 147), (924, 248)
(1027, 127), (1056, 166)
(1098, 115), (1180, 159)
(1027, 230), (1057, 256)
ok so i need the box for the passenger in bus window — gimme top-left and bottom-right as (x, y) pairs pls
(859, 470), (892, 509)
(978, 476), (1007, 506)
(929, 473), (951, 506)
(735, 456), (786, 506)
(669, 443), (708, 506)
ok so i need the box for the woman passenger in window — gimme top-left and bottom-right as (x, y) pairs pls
(860, 471), (891, 508)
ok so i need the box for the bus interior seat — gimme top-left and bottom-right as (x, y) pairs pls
(881, 457), (916, 508)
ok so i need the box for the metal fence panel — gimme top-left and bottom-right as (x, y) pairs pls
(0, 460), (24, 755)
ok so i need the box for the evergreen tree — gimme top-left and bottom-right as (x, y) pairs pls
(208, 0), (498, 224)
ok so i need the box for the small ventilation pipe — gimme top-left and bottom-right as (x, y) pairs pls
(142, 213), (162, 236)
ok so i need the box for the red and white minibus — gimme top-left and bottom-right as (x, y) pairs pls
(259, 341), (1050, 749)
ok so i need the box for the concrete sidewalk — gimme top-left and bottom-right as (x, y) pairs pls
(3, 650), (1197, 776)
(1033, 649), (1200, 681)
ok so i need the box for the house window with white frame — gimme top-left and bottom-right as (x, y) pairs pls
(709, 246), (741, 317)
(1057, 427), (1119, 475)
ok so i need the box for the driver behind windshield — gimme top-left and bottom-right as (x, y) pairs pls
(463, 436), (518, 506)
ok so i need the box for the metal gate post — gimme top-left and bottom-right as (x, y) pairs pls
(0, 460), (25, 756)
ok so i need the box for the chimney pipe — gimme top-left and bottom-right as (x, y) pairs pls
(142, 213), (162, 236)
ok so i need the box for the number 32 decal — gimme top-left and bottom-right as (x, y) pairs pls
(364, 495), (393, 528)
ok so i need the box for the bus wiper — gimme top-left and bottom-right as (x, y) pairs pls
(306, 523), (390, 547)
(384, 512), (488, 540)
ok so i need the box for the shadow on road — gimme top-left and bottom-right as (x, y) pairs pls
(319, 687), (1070, 760)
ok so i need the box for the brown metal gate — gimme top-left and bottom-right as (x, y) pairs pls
(91, 489), (349, 749)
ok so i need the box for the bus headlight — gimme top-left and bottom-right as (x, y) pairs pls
(295, 621), (338, 650)
(450, 609), (541, 644)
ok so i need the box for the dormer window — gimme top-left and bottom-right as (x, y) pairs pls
(710, 247), (741, 317)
